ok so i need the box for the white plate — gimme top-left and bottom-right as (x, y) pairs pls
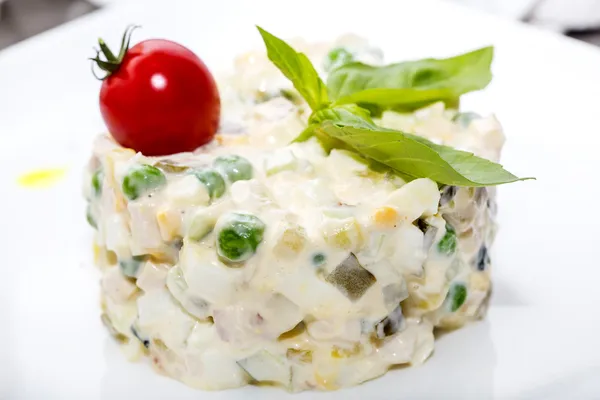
(1, 0), (600, 398)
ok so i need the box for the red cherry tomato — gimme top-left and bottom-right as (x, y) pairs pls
(92, 28), (220, 156)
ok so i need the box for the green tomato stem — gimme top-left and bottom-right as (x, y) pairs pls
(89, 25), (140, 81)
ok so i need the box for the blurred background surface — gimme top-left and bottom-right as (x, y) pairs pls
(1, 0), (600, 50)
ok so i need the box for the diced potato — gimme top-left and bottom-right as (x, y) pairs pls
(156, 206), (182, 242)
(128, 202), (164, 253)
(165, 175), (210, 207)
(101, 266), (138, 303)
(198, 348), (248, 390)
(179, 241), (243, 305)
(264, 148), (298, 176)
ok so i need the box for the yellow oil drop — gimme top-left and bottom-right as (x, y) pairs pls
(17, 167), (67, 188)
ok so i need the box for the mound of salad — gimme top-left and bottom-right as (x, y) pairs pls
(84, 26), (531, 391)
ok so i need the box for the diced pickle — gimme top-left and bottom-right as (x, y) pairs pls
(237, 350), (291, 385)
(375, 305), (405, 338)
(122, 164), (166, 200)
(166, 265), (211, 319)
(193, 169), (226, 200)
(119, 255), (146, 278)
(216, 213), (265, 263)
(439, 185), (457, 206)
(475, 245), (490, 271)
(154, 160), (190, 174)
(415, 218), (439, 252)
(131, 322), (150, 348)
(447, 283), (468, 312)
(326, 253), (376, 301)
(213, 155), (253, 183)
(437, 223), (457, 255)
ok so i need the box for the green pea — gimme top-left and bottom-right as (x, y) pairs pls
(122, 164), (166, 200)
(453, 112), (481, 129)
(213, 155), (253, 183)
(437, 223), (457, 255)
(447, 283), (467, 312)
(86, 204), (97, 229)
(312, 253), (326, 267)
(91, 169), (103, 197)
(323, 47), (355, 72)
(193, 169), (226, 199)
(217, 213), (265, 263)
(119, 255), (146, 278)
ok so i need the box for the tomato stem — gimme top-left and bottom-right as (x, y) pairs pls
(89, 25), (140, 80)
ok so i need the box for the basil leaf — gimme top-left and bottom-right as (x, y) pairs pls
(293, 104), (372, 144)
(309, 104), (374, 126)
(328, 46), (493, 111)
(314, 107), (532, 186)
(257, 26), (329, 111)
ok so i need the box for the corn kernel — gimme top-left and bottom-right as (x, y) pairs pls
(373, 206), (398, 228)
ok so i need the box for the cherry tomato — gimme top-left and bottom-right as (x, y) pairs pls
(91, 27), (220, 156)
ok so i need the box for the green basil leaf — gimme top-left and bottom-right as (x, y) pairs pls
(328, 46), (493, 111)
(309, 104), (374, 126)
(257, 26), (329, 111)
(314, 107), (532, 186)
(293, 104), (372, 144)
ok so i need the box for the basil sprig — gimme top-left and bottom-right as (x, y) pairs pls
(328, 46), (494, 112)
(256, 27), (532, 187)
(257, 27), (329, 111)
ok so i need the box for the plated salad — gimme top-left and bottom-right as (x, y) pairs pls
(85, 26), (530, 391)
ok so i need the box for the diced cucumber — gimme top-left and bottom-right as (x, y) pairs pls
(166, 265), (211, 319)
(130, 322), (149, 348)
(119, 255), (146, 278)
(375, 305), (405, 338)
(237, 350), (291, 386)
